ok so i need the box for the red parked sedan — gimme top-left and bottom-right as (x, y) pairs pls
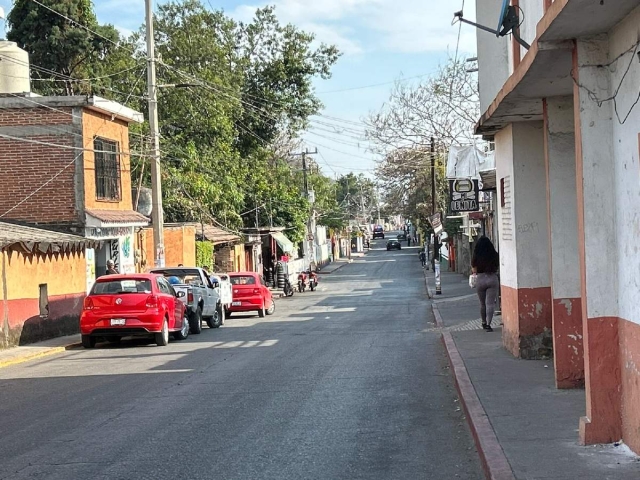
(227, 272), (275, 318)
(80, 274), (190, 348)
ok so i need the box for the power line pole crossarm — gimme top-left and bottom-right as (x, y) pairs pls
(146, 0), (165, 267)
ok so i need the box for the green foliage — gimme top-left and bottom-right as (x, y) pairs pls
(195, 241), (214, 269)
(335, 173), (377, 221)
(7, 0), (343, 242)
(7, 0), (123, 95)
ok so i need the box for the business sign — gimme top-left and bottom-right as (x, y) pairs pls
(428, 212), (443, 235)
(449, 179), (480, 213)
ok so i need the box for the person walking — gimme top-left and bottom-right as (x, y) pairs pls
(471, 237), (500, 332)
(419, 250), (426, 267)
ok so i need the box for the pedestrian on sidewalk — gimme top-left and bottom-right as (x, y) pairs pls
(419, 250), (426, 267)
(471, 236), (500, 332)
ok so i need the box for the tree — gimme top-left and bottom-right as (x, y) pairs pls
(335, 173), (377, 223)
(7, 0), (122, 95)
(366, 56), (481, 224)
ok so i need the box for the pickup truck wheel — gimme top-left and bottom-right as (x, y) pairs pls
(258, 304), (266, 318)
(81, 335), (96, 349)
(189, 307), (203, 334)
(173, 313), (190, 340)
(207, 305), (223, 329)
(155, 319), (169, 346)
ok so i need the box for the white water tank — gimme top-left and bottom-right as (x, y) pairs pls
(0, 41), (31, 94)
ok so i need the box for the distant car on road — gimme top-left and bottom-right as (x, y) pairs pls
(373, 225), (385, 239)
(397, 232), (407, 241)
(80, 274), (189, 348)
(386, 239), (402, 251)
(227, 272), (275, 318)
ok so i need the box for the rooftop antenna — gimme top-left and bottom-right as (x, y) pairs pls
(452, 2), (530, 50)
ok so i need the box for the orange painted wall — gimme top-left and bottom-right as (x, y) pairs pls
(1, 249), (87, 348)
(135, 225), (196, 271)
(82, 109), (134, 211)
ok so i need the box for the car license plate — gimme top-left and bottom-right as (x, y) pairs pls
(232, 301), (242, 306)
(110, 318), (126, 326)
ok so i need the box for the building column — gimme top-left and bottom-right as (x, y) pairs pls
(574, 36), (621, 445)
(543, 97), (584, 389)
(495, 122), (552, 359)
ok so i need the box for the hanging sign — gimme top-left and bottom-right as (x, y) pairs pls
(449, 178), (480, 213)
(428, 212), (443, 236)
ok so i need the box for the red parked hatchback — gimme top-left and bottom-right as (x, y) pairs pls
(80, 274), (190, 348)
(227, 272), (275, 318)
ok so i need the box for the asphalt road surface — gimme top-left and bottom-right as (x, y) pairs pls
(0, 235), (483, 480)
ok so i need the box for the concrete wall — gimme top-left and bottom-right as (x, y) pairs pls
(610, 7), (640, 327)
(0, 248), (86, 348)
(544, 96), (583, 389)
(136, 225), (196, 271)
(495, 124), (517, 288)
(519, 0), (544, 58)
(495, 122), (552, 359)
(476, 0), (510, 113)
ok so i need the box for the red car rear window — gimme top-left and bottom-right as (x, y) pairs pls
(92, 279), (152, 295)
(229, 276), (256, 285)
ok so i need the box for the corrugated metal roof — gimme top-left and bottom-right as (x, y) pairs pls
(195, 224), (241, 245)
(0, 221), (97, 254)
(86, 209), (149, 225)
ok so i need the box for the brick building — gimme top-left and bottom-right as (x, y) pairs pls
(0, 94), (147, 280)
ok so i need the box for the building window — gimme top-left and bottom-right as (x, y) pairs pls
(39, 284), (49, 317)
(94, 137), (121, 200)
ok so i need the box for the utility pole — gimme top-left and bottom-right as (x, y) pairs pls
(146, 0), (164, 267)
(293, 148), (318, 268)
(431, 137), (441, 295)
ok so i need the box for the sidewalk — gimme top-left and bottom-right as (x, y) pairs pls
(317, 258), (352, 274)
(432, 271), (640, 480)
(0, 334), (81, 369)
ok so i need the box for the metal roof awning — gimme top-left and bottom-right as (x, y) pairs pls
(85, 209), (149, 228)
(272, 232), (295, 254)
(480, 169), (497, 191)
(0, 221), (99, 254)
(195, 224), (242, 245)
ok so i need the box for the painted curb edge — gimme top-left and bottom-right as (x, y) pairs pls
(435, 301), (516, 480)
(0, 342), (81, 369)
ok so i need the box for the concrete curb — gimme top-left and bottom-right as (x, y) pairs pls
(423, 269), (434, 299)
(433, 301), (516, 480)
(0, 342), (81, 369)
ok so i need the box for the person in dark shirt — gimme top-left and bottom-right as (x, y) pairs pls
(471, 237), (500, 332)
(105, 260), (118, 275)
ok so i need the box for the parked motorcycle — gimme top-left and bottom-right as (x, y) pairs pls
(297, 269), (319, 292)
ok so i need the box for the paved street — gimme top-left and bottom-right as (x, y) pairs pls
(0, 237), (483, 480)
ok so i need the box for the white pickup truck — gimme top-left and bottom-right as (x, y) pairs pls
(150, 267), (224, 333)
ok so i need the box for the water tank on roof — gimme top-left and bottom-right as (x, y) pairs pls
(0, 41), (31, 94)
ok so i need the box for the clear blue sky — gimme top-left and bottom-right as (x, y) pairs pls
(0, 0), (477, 176)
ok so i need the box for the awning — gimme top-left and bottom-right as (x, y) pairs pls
(0, 221), (99, 254)
(272, 232), (295, 254)
(480, 169), (497, 191)
(195, 224), (241, 245)
(85, 209), (149, 227)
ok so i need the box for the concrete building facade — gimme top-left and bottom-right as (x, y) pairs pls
(474, 0), (640, 452)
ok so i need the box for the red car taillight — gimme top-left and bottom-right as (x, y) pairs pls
(83, 297), (94, 310)
(146, 295), (159, 308)
(187, 291), (193, 303)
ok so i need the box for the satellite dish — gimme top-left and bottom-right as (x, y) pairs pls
(496, 0), (510, 36)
